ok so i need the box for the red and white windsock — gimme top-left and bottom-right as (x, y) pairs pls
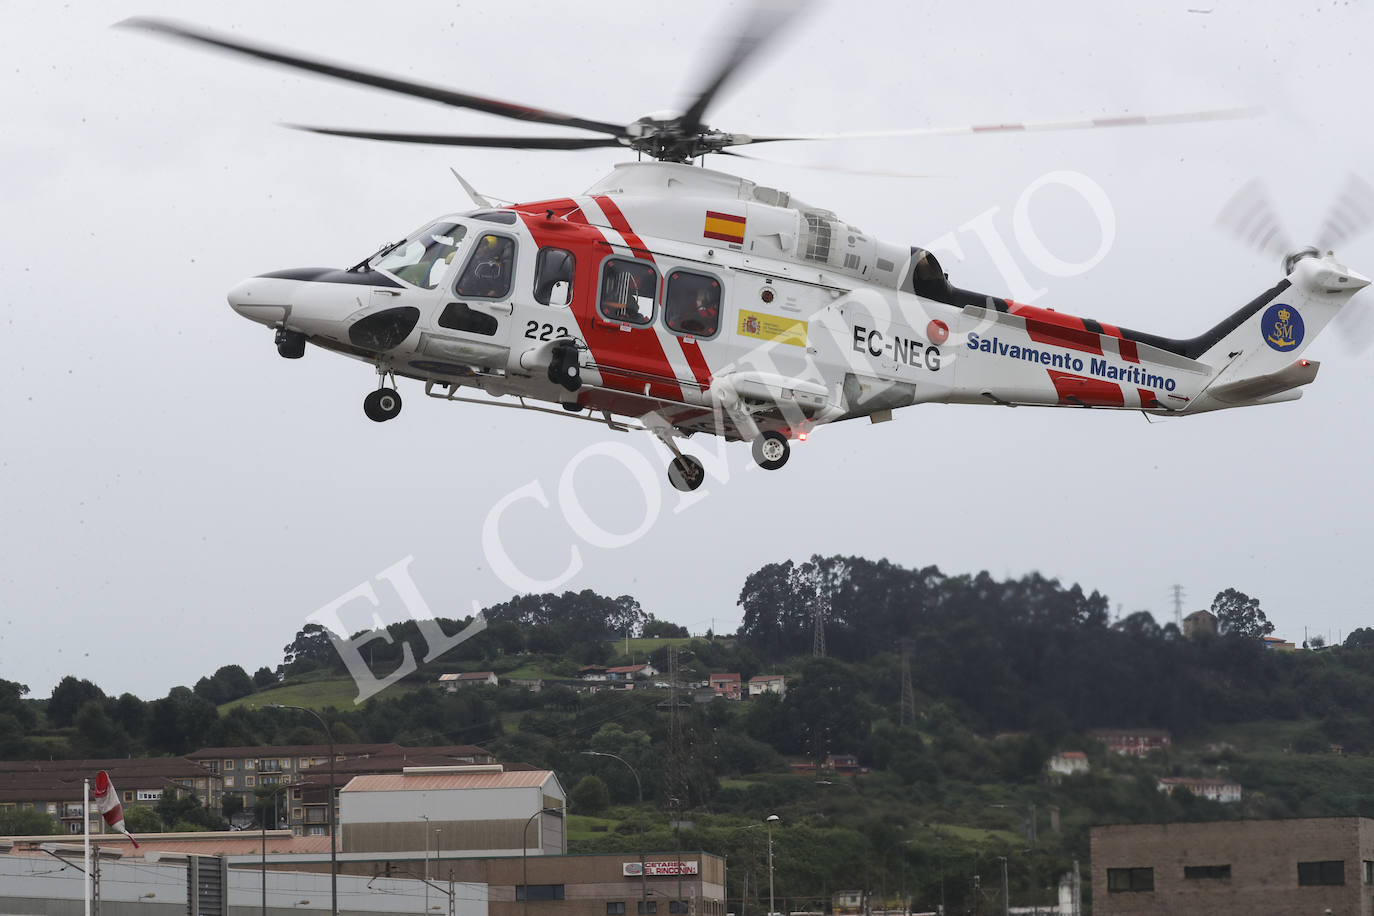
(92, 771), (139, 848)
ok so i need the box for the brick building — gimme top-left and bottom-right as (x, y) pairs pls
(1087, 728), (1172, 756)
(0, 757), (216, 835)
(187, 743), (494, 834)
(1091, 816), (1374, 915)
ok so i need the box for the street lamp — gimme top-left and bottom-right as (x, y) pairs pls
(581, 751), (646, 914)
(578, 751), (643, 802)
(268, 704), (338, 916)
(522, 807), (562, 916)
(766, 815), (779, 916)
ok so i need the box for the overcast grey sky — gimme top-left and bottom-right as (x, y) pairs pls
(4, 0), (1372, 700)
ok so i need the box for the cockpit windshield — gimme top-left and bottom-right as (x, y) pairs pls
(372, 222), (467, 289)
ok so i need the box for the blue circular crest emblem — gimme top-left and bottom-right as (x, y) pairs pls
(1261, 302), (1304, 352)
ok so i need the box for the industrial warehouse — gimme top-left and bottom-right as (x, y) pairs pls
(0, 764), (725, 916)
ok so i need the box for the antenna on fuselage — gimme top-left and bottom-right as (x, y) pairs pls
(449, 167), (494, 209)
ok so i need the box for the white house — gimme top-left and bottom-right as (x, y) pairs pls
(748, 674), (786, 697)
(438, 671), (498, 691)
(1047, 751), (1090, 776)
(1157, 777), (1242, 804)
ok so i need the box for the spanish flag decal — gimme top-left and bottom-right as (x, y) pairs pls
(703, 210), (746, 244)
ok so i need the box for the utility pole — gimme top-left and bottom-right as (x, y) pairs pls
(1170, 584), (1186, 629)
(810, 570), (827, 658)
(997, 857), (1008, 916)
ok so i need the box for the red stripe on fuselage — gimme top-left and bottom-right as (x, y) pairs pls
(1009, 302), (1103, 355)
(1136, 387), (1159, 408)
(1047, 369), (1124, 407)
(595, 196), (655, 262)
(676, 337), (714, 391)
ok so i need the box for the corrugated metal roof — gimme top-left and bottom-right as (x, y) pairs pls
(342, 771), (554, 792)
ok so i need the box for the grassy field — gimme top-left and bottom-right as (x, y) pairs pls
(608, 637), (695, 656)
(926, 822), (1024, 845)
(566, 814), (622, 841)
(1201, 719), (1311, 753)
(219, 676), (417, 713)
(500, 663), (565, 680)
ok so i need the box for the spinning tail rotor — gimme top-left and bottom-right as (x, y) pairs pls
(1216, 174), (1374, 352)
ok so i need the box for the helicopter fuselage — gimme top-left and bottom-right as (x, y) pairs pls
(227, 162), (1366, 480)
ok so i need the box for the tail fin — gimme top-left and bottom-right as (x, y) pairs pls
(1188, 255), (1369, 411)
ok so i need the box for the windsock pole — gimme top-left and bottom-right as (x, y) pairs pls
(83, 778), (91, 916)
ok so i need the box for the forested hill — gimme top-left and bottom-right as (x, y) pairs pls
(736, 556), (1374, 744)
(6, 556), (1374, 912)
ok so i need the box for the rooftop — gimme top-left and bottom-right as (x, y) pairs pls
(342, 770), (555, 792)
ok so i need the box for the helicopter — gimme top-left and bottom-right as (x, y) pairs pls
(122, 7), (1370, 493)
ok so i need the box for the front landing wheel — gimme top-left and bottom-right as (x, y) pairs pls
(668, 455), (705, 492)
(751, 431), (790, 470)
(364, 388), (402, 422)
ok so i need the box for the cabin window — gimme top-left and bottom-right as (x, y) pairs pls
(599, 258), (656, 325)
(455, 234), (516, 300)
(534, 248), (576, 306)
(664, 270), (722, 338)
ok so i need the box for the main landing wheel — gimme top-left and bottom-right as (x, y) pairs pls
(751, 431), (790, 470)
(668, 455), (705, 492)
(364, 387), (402, 422)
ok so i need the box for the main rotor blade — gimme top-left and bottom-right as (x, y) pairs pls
(737, 106), (1263, 144)
(1316, 173), (1374, 252)
(287, 125), (625, 150)
(678, 0), (812, 135)
(1215, 178), (1294, 261)
(119, 17), (626, 137)
(720, 149), (941, 179)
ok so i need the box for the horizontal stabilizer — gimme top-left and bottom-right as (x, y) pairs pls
(1205, 359), (1319, 404)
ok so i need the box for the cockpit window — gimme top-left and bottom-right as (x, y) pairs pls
(455, 234), (516, 300)
(374, 222), (467, 289)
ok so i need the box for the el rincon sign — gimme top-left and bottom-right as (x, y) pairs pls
(623, 861), (700, 877)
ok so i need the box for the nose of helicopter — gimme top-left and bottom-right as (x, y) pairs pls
(227, 276), (292, 327)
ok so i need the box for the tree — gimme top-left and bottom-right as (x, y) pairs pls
(1211, 589), (1274, 638)
(48, 676), (106, 728)
(280, 623), (341, 676)
(642, 618), (690, 638)
(1344, 627), (1374, 650)
(156, 786), (224, 832)
(570, 774), (611, 815)
(123, 806), (162, 834)
(0, 678), (36, 730)
(0, 808), (58, 835)
(74, 699), (130, 757)
(253, 666), (278, 688)
(1115, 611), (1163, 640)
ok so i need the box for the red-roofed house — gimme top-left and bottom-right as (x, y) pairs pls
(1088, 728), (1172, 756)
(710, 673), (742, 700)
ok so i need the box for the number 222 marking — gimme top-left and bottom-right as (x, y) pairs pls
(525, 320), (569, 340)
